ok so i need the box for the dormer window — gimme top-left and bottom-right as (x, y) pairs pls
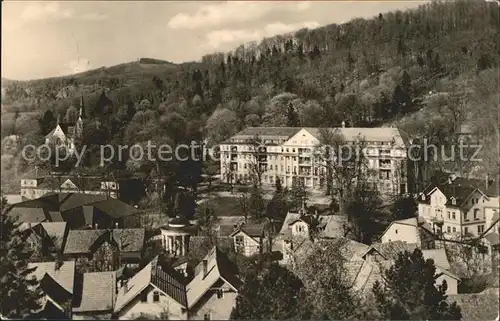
(450, 197), (456, 205)
(421, 194), (425, 201)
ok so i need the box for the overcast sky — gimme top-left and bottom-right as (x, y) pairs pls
(2, 1), (427, 80)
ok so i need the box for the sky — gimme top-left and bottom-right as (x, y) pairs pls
(2, 1), (428, 81)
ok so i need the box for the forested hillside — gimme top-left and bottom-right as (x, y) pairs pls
(2, 0), (499, 193)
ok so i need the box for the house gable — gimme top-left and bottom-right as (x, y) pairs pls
(429, 188), (447, 207)
(282, 128), (319, 148)
(60, 179), (79, 191)
(231, 230), (259, 245)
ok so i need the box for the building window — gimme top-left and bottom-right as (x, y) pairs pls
(464, 227), (469, 235)
(379, 170), (390, 180)
(464, 212), (469, 221)
(217, 289), (224, 299)
(204, 313), (211, 320)
(473, 209), (480, 220)
(140, 291), (147, 302)
(452, 212), (456, 220)
(447, 211), (451, 219)
(447, 226), (451, 233)
(478, 225), (484, 234)
(153, 291), (160, 302)
(452, 227), (456, 232)
(235, 236), (244, 253)
(395, 229), (398, 234)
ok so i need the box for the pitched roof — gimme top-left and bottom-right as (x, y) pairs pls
(224, 127), (300, 143)
(305, 127), (406, 146)
(6, 193), (109, 224)
(422, 248), (451, 270)
(90, 199), (139, 218)
(186, 247), (242, 309)
(63, 229), (103, 254)
(151, 261), (187, 307)
(40, 222), (67, 249)
(371, 241), (419, 261)
(379, 217), (435, 242)
(63, 228), (145, 254)
(27, 261), (76, 294)
(72, 271), (116, 313)
(7, 207), (48, 224)
(230, 223), (265, 238)
(484, 232), (500, 246)
(420, 175), (493, 207)
(114, 257), (187, 313)
(318, 215), (349, 238)
(224, 127), (407, 146)
(114, 259), (154, 312)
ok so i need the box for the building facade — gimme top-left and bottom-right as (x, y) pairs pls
(220, 126), (409, 197)
(418, 180), (499, 239)
(21, 176), (120, 200)
(44, 95), (86, 154)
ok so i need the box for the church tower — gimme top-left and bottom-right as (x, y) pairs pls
(76, 94), (85, 138)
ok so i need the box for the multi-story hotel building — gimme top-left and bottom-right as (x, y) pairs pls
(219, 126), (409, 196)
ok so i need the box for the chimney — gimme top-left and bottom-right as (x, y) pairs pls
(202, 260), (208, 278)
(341, 120), (346, 128)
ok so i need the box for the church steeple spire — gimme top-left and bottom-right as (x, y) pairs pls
(79, 94), (86, 119)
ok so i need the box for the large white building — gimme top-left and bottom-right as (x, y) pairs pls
(219, 126), (409, 196)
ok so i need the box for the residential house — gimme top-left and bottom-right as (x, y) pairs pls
(185, 247), (242, 320)
(72, 271), (116, 319)
(6, 193), (141, 229)
(24, 222), (69, 260)
(63, 228), (146, 272)
(364, 242), (460, 295)
(230, 223), (265, 257)
(114, 246), (242, 320)
(287, 238), (459, 296)
(277, 211), (351, 264)
(379, 217), (437, 249)
(113, 256), (188, 320)
(220, 126), (409, 197)
(20, 175), (147, 203)
(418, 177), (494, 238)
(27, 260), (77, 319)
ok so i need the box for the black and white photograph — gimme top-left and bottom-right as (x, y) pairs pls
(1, 0), (499, 320)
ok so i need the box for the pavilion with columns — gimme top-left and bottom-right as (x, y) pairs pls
(160, 216), (198, 257)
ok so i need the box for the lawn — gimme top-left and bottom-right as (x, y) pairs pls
(196, 196), (244, 217)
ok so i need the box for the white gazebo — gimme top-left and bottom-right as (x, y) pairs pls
(160, 216), (198, 257)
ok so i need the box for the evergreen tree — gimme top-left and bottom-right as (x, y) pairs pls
(286, 102), (300, 127)
(0, 196), (44, 318)
(289, 180), (308, 211)
(230, 263), (310, 319)
(248, 184), (265, 220)
(275, 176), (283, 193)
(38, 109), (57, 136)
(372, 248), (462, 320)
